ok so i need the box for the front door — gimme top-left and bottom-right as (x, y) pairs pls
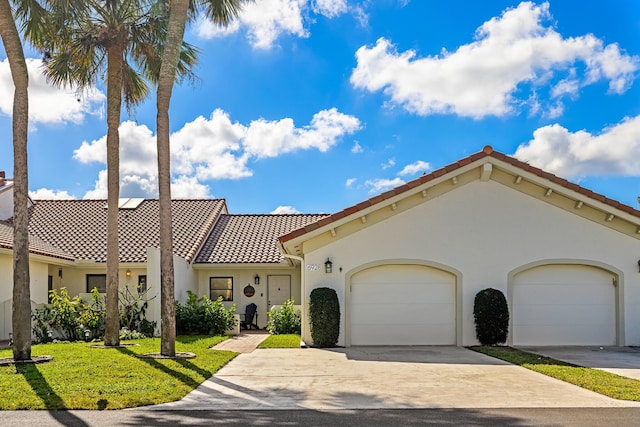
(267, 275), (291, 310)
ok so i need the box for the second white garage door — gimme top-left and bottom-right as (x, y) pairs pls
(350, 264), (456, 345)
(512, 264), (616, 346)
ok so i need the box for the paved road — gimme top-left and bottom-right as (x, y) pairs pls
(3, 408), (640, 426)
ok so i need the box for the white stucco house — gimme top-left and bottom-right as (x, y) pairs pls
(279, 146), (640, 347)
(1, 146), (639, 347)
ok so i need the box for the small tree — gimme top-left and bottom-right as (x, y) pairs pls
(309, 287), (340, 348)
(473, 288), (509, 346)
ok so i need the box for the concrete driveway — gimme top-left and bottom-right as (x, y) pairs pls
(146, 346), (640, 410)
(521, 346), (640, 380)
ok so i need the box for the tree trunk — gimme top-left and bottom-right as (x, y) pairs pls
(156, 0), (189, 357)
(103, 44), (124, 347)
(0, 0), (31, 361)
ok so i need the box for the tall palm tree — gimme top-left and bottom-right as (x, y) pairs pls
(0, 0), (31, 361)
(156, 0), (249, 356)
(21, 0), (197, 346)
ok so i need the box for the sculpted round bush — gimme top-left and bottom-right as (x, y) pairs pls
(473, 288), (509, 346)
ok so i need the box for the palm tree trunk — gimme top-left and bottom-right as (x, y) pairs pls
(103, 44), (124, 347)
(0, 0), (31, 361)
(156, 0), (189, 357)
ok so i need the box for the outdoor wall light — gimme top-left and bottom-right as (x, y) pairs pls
(126, 269), (132, 279)
(254, 274), (260, 285)
(637, 259), (640, 273)
(325, 258), (333, 274)
(58, 268), (62, 278)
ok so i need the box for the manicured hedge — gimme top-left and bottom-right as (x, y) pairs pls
(473, 288), (509, 345)
(309, 287), (340, 347)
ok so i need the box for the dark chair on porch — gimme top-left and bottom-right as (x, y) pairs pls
(240, 303), (259, 330)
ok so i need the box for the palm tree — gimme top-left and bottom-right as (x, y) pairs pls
(21, 0), (197, 346)
(0, 0), (31, 361)
(156, 0), (249, 356)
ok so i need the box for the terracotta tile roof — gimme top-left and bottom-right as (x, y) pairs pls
(0, 221), (75, 261)
(279, 146), (640, 243)
(27, 199), (226, 263)
(195, 214), (327, 264)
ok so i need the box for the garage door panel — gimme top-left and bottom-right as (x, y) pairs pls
(515, 283), (612, 304)
(517, 305), (613, 325)
(513, 265), (615, 346)
(350, 264), (455, 346)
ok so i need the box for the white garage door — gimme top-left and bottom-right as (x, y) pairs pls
(350, 264), (455, 345)
(513, 265), (616, 346)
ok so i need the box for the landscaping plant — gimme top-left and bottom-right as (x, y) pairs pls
(473, 288), (509, 345)
(267, 298), (301, 335)
(175, 291), (236, 335)
(309, 287), (340, 347)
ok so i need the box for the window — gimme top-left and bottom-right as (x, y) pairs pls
(210, 277), (233, 301)
(138, 275), (147, 294)
(87, 274), (106, 293)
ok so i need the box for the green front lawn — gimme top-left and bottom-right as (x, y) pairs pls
(0, 336), (236, 410)
(257, 334), (301, 348)
(472, 346), (640, 401)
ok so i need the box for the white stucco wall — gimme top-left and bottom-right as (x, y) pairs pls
(146, 247), (197, 334)
(0, 253), (51, 340)
(302, 180), (640, 347)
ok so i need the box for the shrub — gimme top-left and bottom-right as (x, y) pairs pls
(119, 327), (147, 340)
(33, 288), (102, 341)
(309, 287), (340, 347)
(120, 286), (156, 337)
(176, 291), (236, 335)
(473, 288), (509, 346)
(267, 298), (301, 335)
(32, 286), (156, 342)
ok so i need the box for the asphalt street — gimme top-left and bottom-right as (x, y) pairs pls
(3, 408), (640, 426)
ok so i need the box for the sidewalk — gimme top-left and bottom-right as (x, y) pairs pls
(211, 330), (269, 353)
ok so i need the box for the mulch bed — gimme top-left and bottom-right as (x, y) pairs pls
(0, 355), (53, 366)
(136, 352), (196, 359)
(87, 343), (140, 348)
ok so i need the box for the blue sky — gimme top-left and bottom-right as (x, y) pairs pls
(1, 0), (639, 214)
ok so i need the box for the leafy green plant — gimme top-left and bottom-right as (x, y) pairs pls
(176, 291), (236, 335)
(267, 298), (301, 335)
(32, 286), (157, 342)
(120, 286), (156, 337)
(309, 287), (340, 348)
(473, 288), (509, 345)
(33, 288), (100, 341)
(32, 304), (54, 343)
(119, 327), (147, 340)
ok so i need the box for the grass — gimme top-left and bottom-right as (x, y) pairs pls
(471, 346), (640, 401)
(257, 334), (301, 348)
(0, 336), (236, 410)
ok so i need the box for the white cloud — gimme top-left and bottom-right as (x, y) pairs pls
(398, 160), (431, 176)
(513, 114), (640, 178)
(313, 0), (348, 18)
(270, 205), (302, 214)
(243, 108), (361, 158)
(75, 108), (361, 198)
(351, 141), (363, 153)
(194, 0), (367, 49)
(29, 188), (76, 200)
(194, 0), (308, 50)
(0, 58), (105, 125)
(345, 177), (357, 188)
(350, 2), (639, 118)
(365, 177), (405, 194)
(381, 158), (395, 169)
